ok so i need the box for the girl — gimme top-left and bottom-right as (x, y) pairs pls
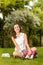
(11, 23), (37, 59)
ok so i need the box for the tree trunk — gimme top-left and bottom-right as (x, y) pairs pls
(41, 36), (43, 46)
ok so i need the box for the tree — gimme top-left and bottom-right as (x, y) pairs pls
(0, 0), (24, 47)
(3, 10), (40, 47)
(31, 0), (43, 46)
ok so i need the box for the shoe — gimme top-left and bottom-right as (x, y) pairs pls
(29, 55), (34, 59)
(29, 52), (38, 59)
(25, 55), (29, 59)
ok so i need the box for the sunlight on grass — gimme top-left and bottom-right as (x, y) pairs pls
(0, 47), (43, 65)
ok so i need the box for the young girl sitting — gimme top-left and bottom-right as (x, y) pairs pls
(11, 23), (37, 59)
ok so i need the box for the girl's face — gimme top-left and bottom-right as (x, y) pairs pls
(14, 24), (20, 33)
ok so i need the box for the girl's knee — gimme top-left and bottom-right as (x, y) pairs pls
(13, 52), (16, 57)
(33, 47), (37, 51)
(31, 47), (37, 51)
(13, 52), (15, 55)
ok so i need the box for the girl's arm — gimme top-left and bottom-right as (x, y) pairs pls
(11, 36), (20, 50)
(24, 33), (30, 50)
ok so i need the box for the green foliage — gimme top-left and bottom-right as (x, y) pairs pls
(31, 0), (43, 32)
(0, 0), (24, 9)
(4, 10), (40, 30)
(30, 35), (40, 46)
(0, 0), (43, 47)
(31, 0), (43, 46)
(0, 0), (25, 17)
(0, 0), (25, 48)
(3, 10), (40, 47)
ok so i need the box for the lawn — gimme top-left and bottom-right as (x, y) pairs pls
(0, 47), (43, 65)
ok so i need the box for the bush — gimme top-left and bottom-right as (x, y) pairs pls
(30, 35), (40, 46)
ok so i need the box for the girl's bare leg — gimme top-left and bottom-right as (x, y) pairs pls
(25, 47), (37, 59)
(31, 47), (37, 52)
(13, 51), (24, 58)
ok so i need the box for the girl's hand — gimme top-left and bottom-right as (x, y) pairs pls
(28, 49), (32, 55)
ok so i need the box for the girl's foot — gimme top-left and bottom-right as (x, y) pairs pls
(25, 55), (29, 59)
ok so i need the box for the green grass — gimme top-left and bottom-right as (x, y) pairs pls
(0, 47), (43, 65)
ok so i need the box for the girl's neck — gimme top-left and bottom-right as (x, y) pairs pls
(16, 32), (21, 36)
